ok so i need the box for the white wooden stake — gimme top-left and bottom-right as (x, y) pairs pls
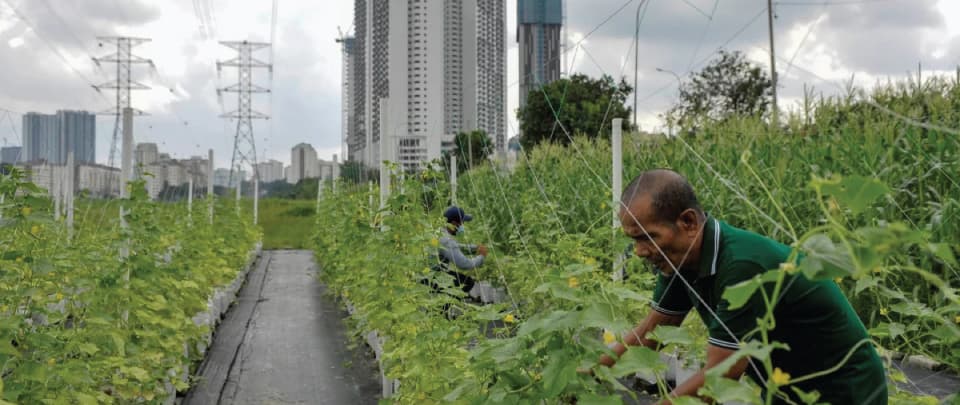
(121, 107), (134, 323)
(253, 174), (259, 225)
(379, 98), (390, 209)
(332, 154), (340, 194)
(54, 166), (62, 221)
(121, 108), (134, 199)
(207, 149), (214, 225)
(235, 173), (242, 216)
(66, 152), (74, 240)
(451, 154), (458, 205)
(188, 177), (194, 225)
(612, 118), (624, 281)
(368, 181), (373, 210)
(316, 177), (324, 215)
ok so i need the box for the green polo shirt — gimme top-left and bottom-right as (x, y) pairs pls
(652, 217), (887, 404)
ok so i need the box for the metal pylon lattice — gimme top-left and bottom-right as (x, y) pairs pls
(217, 41), (272, 188)
(92, 37), (153, 169)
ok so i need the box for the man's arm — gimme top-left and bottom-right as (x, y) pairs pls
(657, 345), (750, 405)
(600, 310), (685, 367)
(439, 241), (486, 270)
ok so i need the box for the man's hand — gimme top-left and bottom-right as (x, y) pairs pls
(477, 244), (488, 256)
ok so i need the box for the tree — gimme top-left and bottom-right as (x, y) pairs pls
(518, 74), (634, 150)
(445, 130), (493, 173)
(340, 160), (377, 184)
(670, 50), (773, 129)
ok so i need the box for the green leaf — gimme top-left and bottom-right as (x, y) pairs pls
(579, 303), (629, 331)
(854, 277), (878, 295)
(700, 373), (761, 404)
(110, 332), (126, 356)
(121, 366), (150, 382)
(443, 382), (474, 402)
(818, 175), (889, 215)
(541, 351), (575, 397)
(798, 234), (854, 281)
(74, 393), (98, 405)
(888, 322), (905, 339)
(515, 310), (578, 337)
(721, 276), (762, 311)
(928, 243), (958, 267)
(0, 341), (17, 357)
(533, 281), (582, 302)
(609, 346), (666, 378)
(671, 396), (709, 405)
(705, 340), (785, 380)
(606, 285), (649, 303)
(648, 325), (694, 347)
(77, 343), (99, 356)
(790, 386), (823, 405)
(17, 361), (46, 382)
(576, 393), (623, 405)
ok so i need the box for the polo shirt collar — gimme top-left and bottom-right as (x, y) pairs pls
(695, 215), (721, 279)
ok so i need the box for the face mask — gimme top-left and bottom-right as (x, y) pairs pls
(456, 225), (465, 235)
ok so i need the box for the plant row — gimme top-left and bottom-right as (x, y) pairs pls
(0, 170), (260, 404)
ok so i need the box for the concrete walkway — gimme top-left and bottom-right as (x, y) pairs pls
(183, 250), (380, 405)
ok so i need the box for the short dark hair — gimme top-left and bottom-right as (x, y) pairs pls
(621, 169), (702, 223)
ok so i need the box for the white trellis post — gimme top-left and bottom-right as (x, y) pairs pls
(120, 107), (134, 322)
(253, 173), (259, 225)
(332, 154), (339, 194)
(450, 155), (458, 205)
(187, 176), (194, 225)
(66, 152), (75, 240)
(316, 176), (324, 215)
(235, 174), (242, 216)
(207, 149), (214, 225)
(612, 118), (624, 281)
(53, 166), (62, 221)
(379, 98), (390, 209)
(368, 181), (373, 210)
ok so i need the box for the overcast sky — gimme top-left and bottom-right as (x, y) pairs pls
(1, 0), (958, 169)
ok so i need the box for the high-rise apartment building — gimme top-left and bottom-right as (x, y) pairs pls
(340, 36), (360, 163)
(21, 111), (95, 164)
(0, 146), (21, 164)
(349, 0), (507, 171)
(289, 143), (320, 184)
(256, 160), (285, 183)
(517, 0), (563, 111)
(135, 143), (159, 168)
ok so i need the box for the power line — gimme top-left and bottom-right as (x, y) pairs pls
(92, 36), (153, 169)
(753, 42), (960, 137)
(775, 0), (897, 5)
(782, 10), (827, 79)
(678, 0), (714, 19)
(36, 0), (90, 51)
(0, 0), (111, 107)
(635, 6), (768, 107)
(217, 40), (272, 189)
(685, 0), (720, 72)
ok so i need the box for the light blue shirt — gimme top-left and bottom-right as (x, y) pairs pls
(438, 234), (484, 270)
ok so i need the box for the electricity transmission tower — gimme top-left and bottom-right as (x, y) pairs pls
(217, 41), (271, 190)
(92, 37), (153, 169)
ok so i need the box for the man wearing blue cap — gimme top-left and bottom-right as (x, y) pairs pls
(435, 206), (488, 295)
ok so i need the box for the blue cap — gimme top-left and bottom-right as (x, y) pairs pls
(443, 206), (473, 223)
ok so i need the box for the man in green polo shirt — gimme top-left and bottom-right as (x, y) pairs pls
(599, 169), (887, 404)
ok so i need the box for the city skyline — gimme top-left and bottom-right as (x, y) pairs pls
(21, 110), (96, 165)
(346, 0), (507, 171)
(1, 1), (959, 169)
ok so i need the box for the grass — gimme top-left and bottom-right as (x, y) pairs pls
(71, 196), (315, 250)
(256, 198), (316, 250)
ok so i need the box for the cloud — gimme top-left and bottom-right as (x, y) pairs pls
(1, 0), (957, 165)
